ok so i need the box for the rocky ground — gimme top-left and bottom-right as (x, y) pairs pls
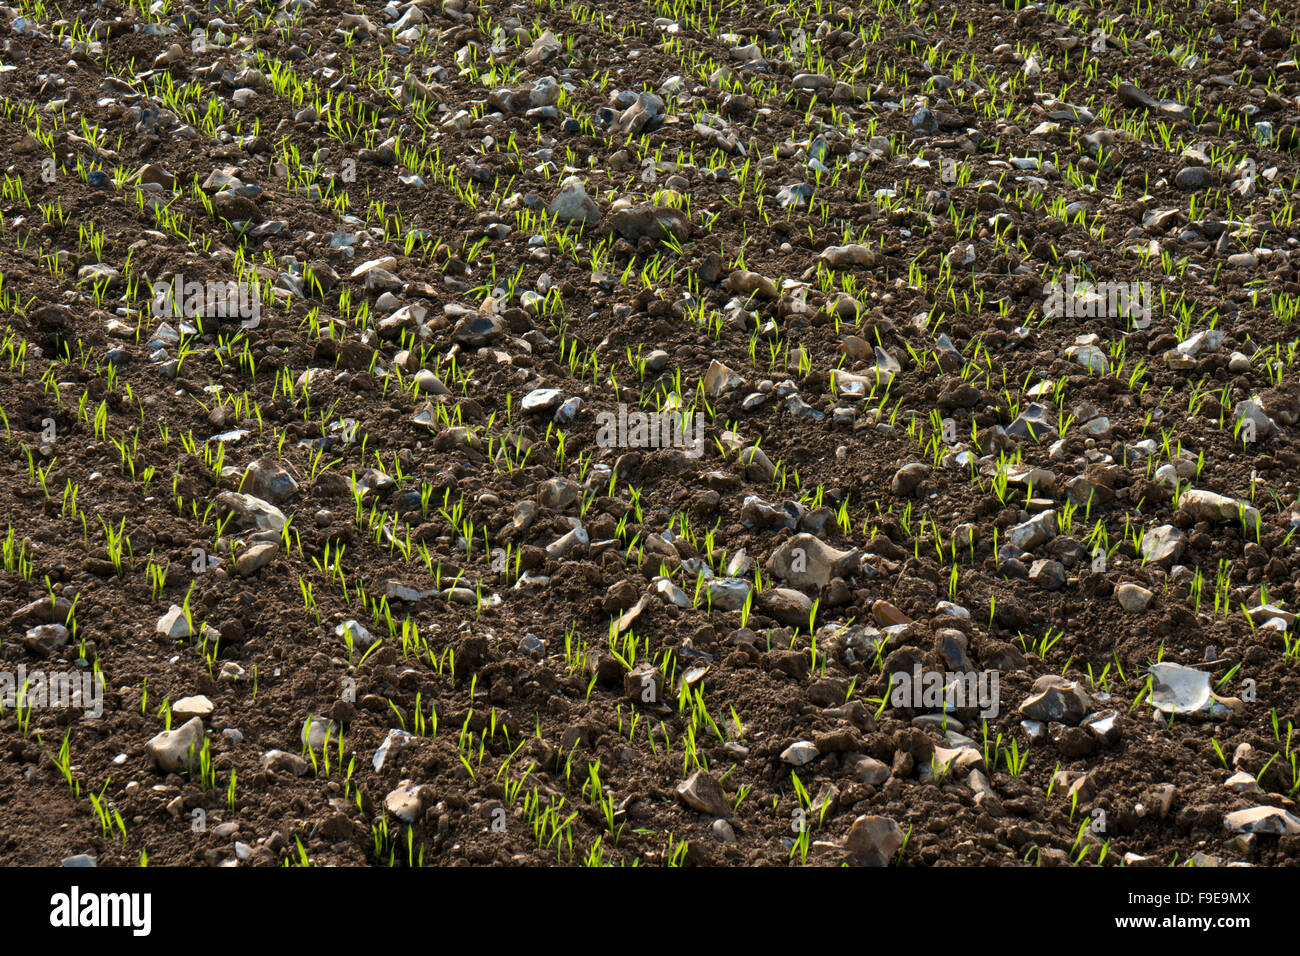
(1, 0), (1300, 867)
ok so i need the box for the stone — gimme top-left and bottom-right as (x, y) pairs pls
(705, 578), (751, 611)
(848, 754), (891, 785)
(545, 525), (589, 559)
(384, 784), (423, 824)
(760, 587), (814, 626)
(703, 360), (742, 397)
(871, 600), (911, 627)
(1179, 489), (1259, 529)
(1224, 772), (1260, 793)
(302, 715), (341, 753)
(1224, 806), (1300, 835)
(610, 204), (689, 242)
(676, 770), (730, 817)
(1140, 525), (1185, 566)
(725, 270), (778, 299)
(843, 814), (904, 866)
(11, 596), (74, 627)
(1149, 663), (1239, 718)
(1065, 345), (1107, 373)
(451, 314), (503, 347)
(1175, 166), (1213, 190)
(522, 387), (564, 413)
(1234, 399), (1275, 439)
(781, 740), (820, 765)
(134, 163), (176, 189)
(146, 716), (205, 773)
(245, 457), (298, 503)
(710, 818), (737, 843)
(536, 477), (581, 510)
(1028, 559), (1065, 590)
(623, 664), (661, 703)
(891, 462), (929, 496)
(261, 749), (309, 775)
(373, 729), (415, 772)
(525, 30), (562, 66)
(156, 605), (194, 640)
(548, 176), (600, 224)
(215, 491), (287, 532)
(414, 369), (451, 395)
(234, 542), (277, 576)
(171, 695), (214, 721)
(335, 619), (377, 652)
(819, 244), (879, 269)
(1175, 329), (1224, 357)
(765, 534), (859, 590)
(1018, 676), (1090, 724)
(1007, 404), (1055, 441)
(1082, 710), (1121, 746)
(23, 623), (69, 656)
(1007, 510), (1057, 551)
(1115, 583), (1153, 612)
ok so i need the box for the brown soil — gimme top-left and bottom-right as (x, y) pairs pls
(0, 0), (1299, 868)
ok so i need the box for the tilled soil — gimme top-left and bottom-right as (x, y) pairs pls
(1, 0), (1300, 868)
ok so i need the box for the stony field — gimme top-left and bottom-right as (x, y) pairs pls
(0, 0), (1299, 868)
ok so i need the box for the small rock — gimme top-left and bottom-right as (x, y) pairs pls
(1175, 166), (1213, 190)
(710, 819), (737, 843)
(1028, 559), (1065, 590)
(1149, 663), (1239, 718)
(765, 534), (859, 590)
(891, 462), (929, 496)
(1179, 489), (1259, 528)
(676, 770), (731, 817)
(1224, 806), (1300, 835)
(234, 542), (276, 576)
(215, 491), (287, 532)
(335, 619), (377, 652)
(1140, 525), (1185, 566)
(384, 785), (423, 824)
(1018, 676), (1090, 724)
(171, 695), (214, 721)
(156, 605), (194, 640)
(261, 750), (309, 775)
(23, 623), (69, 656)
(1115, 583), (1153, 612)
(145, 716), (205, 773)
(548, 175), (600, 224)
(525, 30), (562, 66)
(760, 587), (814, 626)
(781, 740), (820, 766)
(843, 814), (904, 866)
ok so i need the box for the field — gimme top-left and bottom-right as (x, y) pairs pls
(0, 0), (1299, 869)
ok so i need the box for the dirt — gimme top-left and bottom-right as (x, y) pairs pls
(0, 0), (1299, 869)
